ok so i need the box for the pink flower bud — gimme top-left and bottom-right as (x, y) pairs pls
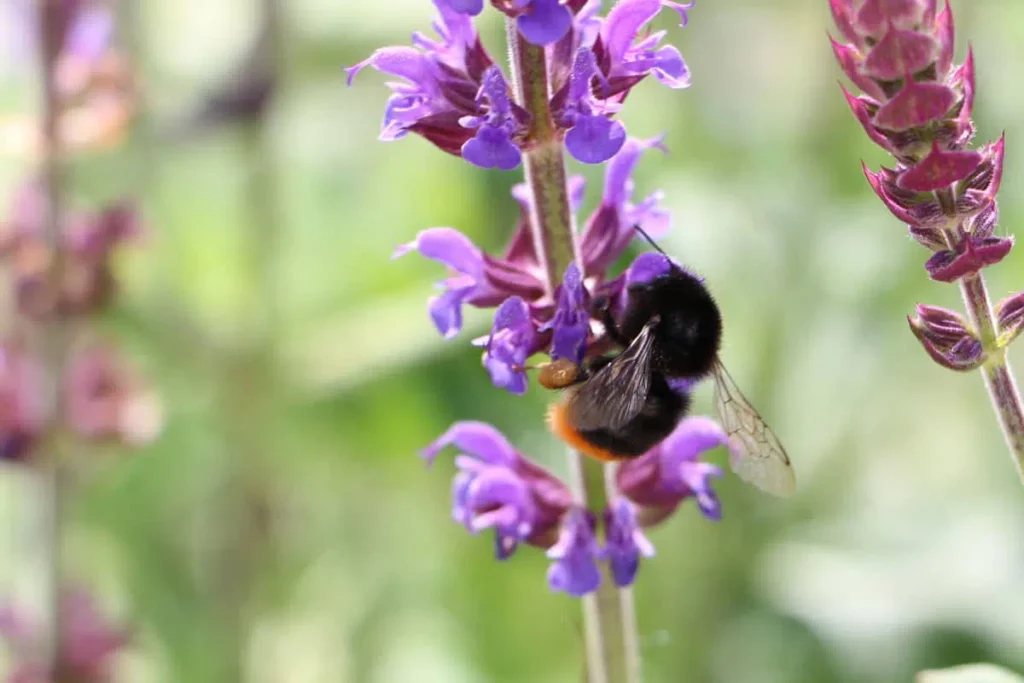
(908, 304), (985, 371)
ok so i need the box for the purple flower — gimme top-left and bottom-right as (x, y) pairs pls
(546, 508), (602, 596)
(603, 499), (655, 587)
(459, 66), (525, 169)
(0, 587), (128, 683)
(558, 48), (626, 164)
(480, 297), (540, 394)
(447, 0), (572, 46)
(515, 0), (573, 46)
(397, 137), (672, 391)
(423, 421), (574, 556)
(579, 136), (670, 278)
(597, 0), (692, 88)
(345, 0), (529, 167)
(355, 0), (696, 163)
(539, 262), (590, 364)
(393, 227), (537, 338)
(0, 341), (45, 464)
(616, 416), (727, 524)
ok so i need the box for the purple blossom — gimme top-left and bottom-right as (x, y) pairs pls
(0, 588), (128, 683)
(480, 297), (539, 394)
(579, 136), (670, 278)
(616, 416), (727, 523)
(459, 66), (526, 169)
(392, 227), (524, 338)
(559, 48), (626, 164)
(396, 138), (671, 391)
(597, 0), (692, 88)
(516, 0), (573, 46)
(603, 499), (655, 587)
(539, 262), (590, 364)
(354, 0), (695, 163)
(345, 0), (529, 167)
(0, 342), (44, 463)
(546, 508), (602, 596)
(423, 421), (574, 557)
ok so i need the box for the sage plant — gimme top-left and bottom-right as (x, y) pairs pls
(828, 0), (1024, 481)
(1, 2), (154, 680)
(349, 1), (741, 679)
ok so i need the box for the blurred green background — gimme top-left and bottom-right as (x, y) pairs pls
(3, 0), (1024, 681)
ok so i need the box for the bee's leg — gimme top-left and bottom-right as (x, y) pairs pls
(591, 295), (630, 347)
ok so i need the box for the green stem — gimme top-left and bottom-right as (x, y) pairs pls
(37, 0), (69, 674)
(959, 273), (1024, 484)
(506, 21), (640, 683)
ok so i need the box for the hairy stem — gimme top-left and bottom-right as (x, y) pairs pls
(506, 22), (577, 293)
(37, 0), (69, 674)
(506, 22), (640, 683)
(959, 273), (1024, 483)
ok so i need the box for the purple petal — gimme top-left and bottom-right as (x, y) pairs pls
(428, 285), (475, 338)
(604, 500), (656, 587)
(662, 0), (694, 26)
(466, 468), (537, 538)
(547, 510), (602, 597)
(422, 420), (521, 466)
(512, 176), (587, 217)
(659, 416), (729, 460)
(603, 136), (666, 207)
(566, 115), (627, 164)
(451, 471), (474, 527)
(681, 461), (723, 520)
(541, 263), (590, 364)
(64, 6), (113, 62)
(602, 0), (661, 66)
(344, 46), (432, 88)
(440, 0), (485, 15)
(393, 228), (483, 275)
(483, 297), (538, 394)
(395, 228), (489, 337)
(517, 0), (573, 46)
(462, 125), (522, 170)
(647, 45), (691, 88)
(567, 176), (587, 212)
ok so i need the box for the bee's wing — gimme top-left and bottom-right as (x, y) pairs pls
(711, 359), (796, 497)
(566, 319), (658, 431)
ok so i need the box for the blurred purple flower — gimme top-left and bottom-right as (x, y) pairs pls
(546, 508), (602, 596)
(0, 588), (127, 683)
(616, 416), (727, 524)
(65, 344), (163, 447)
(423, 421), (575, 557)
(603, 499), (655, 587)
(558, 48), (626, 164)
(0, 341), (45, 464)
(345, 0), (529, 168)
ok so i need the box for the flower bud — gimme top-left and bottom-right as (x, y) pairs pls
(908, 303), (986, 371)
(996, 291), (1024, 349)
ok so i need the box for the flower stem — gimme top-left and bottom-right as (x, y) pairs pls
(37, 0), (70, 674)
(506, 22), (577, 294)
(959, 273), (1024, 483)
(505, 21), (641, 683)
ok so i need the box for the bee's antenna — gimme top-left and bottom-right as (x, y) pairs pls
(632, 224), (669, 257)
